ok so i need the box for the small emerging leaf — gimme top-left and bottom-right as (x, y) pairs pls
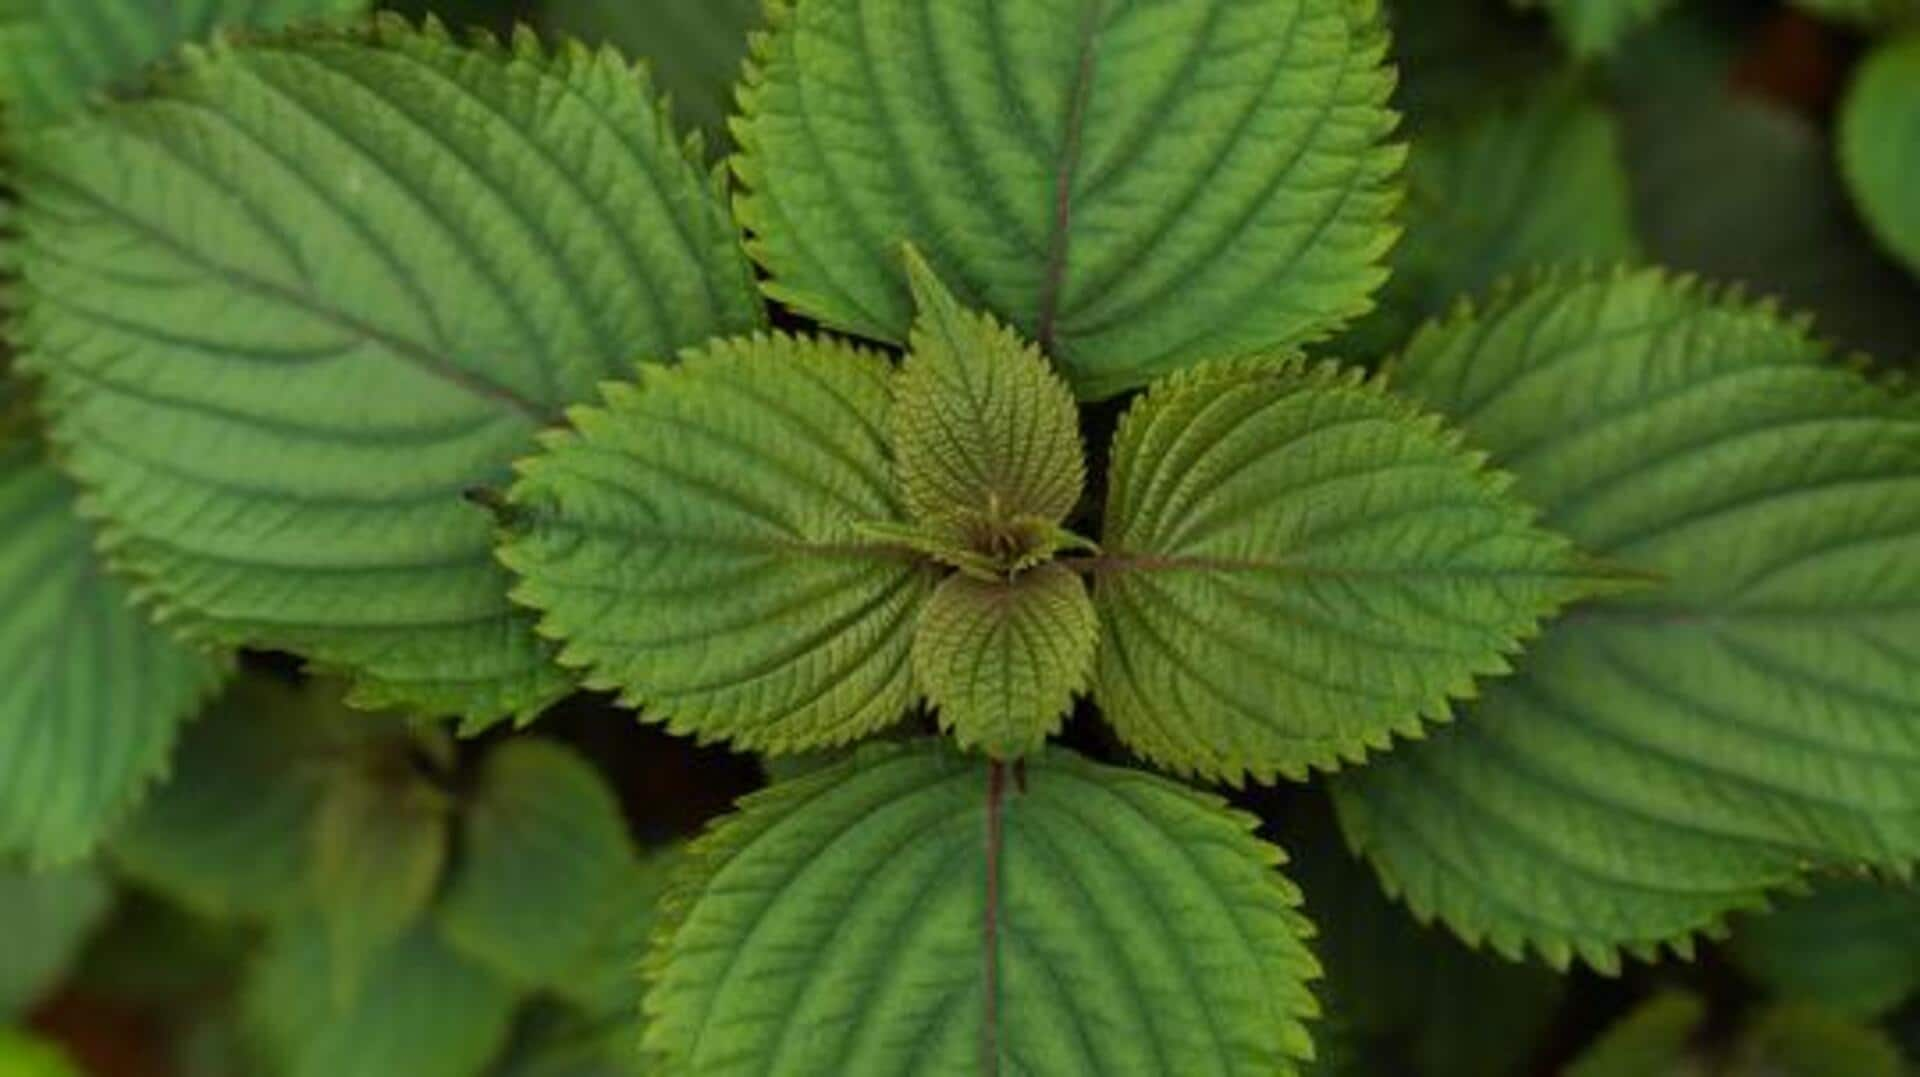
(893, 247), (1085, 551)
(1096, 356), (1596, 783)
(499, 334), (934, 754)
(914, 564), (1098, 759)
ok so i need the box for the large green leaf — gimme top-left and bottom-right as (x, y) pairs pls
(0, 438), (227, 864)
(735, 0), (1402, 399)
(0, 0), (366, 127)
(11, 17), (764, 726)
(0, 866), (111, 1019)
(1334, 269), (1920, 971)
(543, 0), (762, 145)
(891, 247), (1084, 549)
(310, 762), (450, 991)
(1094, 356), (1595, 783)
(645, 742), (1321, 1075)
(438, 739), (634, 989)
(497, 334), (934, 754)
(914, 565), (1099, 759)
(246, 920), (518, 1077)
(1337, 83), (1637, 359)
(111, 677), (339, 920)
(1841, 34), (1920, 281)
(1729, 878), (1920, 1019)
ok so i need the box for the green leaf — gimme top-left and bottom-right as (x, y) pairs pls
(0, 438), (228, 864)
(1729, 879), (1920, 1019)
(558, 847), (682, 1019)
(1094, 356), (1596, 783)
(246, 920), (518, 1077)
(1842, 34), (1920, 281)
(1564, 992), (1706, 1077)
(0, 1029), (82, 1077)
(498, 333), (934, 754)
(914, 564), (1098, 759)
(438, 739), (634, 989)
(1617, 29), (1920, 366)
(1336, 83), (1638, 359)
(1515, 0), (1675, 55)
(645, 742), (1321, 1075)
(0, 866), (111, 1019)
(1792, 0), (1920, 26)
(0, 0), (367, 127)
(311, 762), (450, 992)
(11, 16), (764, 726)
(735, 0), (1403, 399)
(1333, 269), (1920, 971)
(1384, 0), (1556, 129)
(893, 247), (1085, 549)
(543, 0), (762, 146)
(110, 677), (339, 920)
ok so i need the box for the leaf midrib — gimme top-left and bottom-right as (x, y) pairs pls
(1032, 0), (1105, 354)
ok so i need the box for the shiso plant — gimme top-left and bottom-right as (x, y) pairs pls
(0, 0), (1918, 1075)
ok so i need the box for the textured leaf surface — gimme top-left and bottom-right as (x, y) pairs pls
(893, 249), (1084, 544)
(0, 866), (111, 1019)
(1095, 356), (1592, 783)
(247, 920), (518, 1077)
(645, 742), (1320, 1075)
(12, 17), (764, 725)
(0, 439), (227, 864)
(1729, 879), (1920, 1019)
(1334, 269), (1920, 970)
(736, 0), (1402, 398)
(914, 565), (1098, 759)
(499, 334), (933, 753)
(111, 678), (338, 920)
(438, 739), (634, 988)
(0, 0), (365, 126)
(543, 0), (761, 144)
(311, 765), (449, 989)
(1338, 84), (1637, 358)
(1842, 34), (1920, 280)
(1516, 0), (1674, 55)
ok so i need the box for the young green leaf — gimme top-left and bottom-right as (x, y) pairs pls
(0, 866), (111, 1020)
(735, 0), (1403, 398)
(646, 742), (1320, 1075)
(438, 739), (634, 990)
(914, 564), (1098, 759)
(498, 334), (933, 754)
(111, 677), (342, 920)
(542, 0), (762, 146)
(1729, 879), (1920, 1020)
(893, 248), (1085, 549)
(1515, 0), (1675, 56)
(1841, 33), (1920, 280)
(246, 920), (518, 1077)
(0, 0), (366, 127)
(1339, 83), (1638, 358)
(1095, 356), (1597, 783)
(311, 764), (450, 993)
(10, 17), (764, 727)
(1334, 269), (1920, 971)
(0, 438), (228, 865)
